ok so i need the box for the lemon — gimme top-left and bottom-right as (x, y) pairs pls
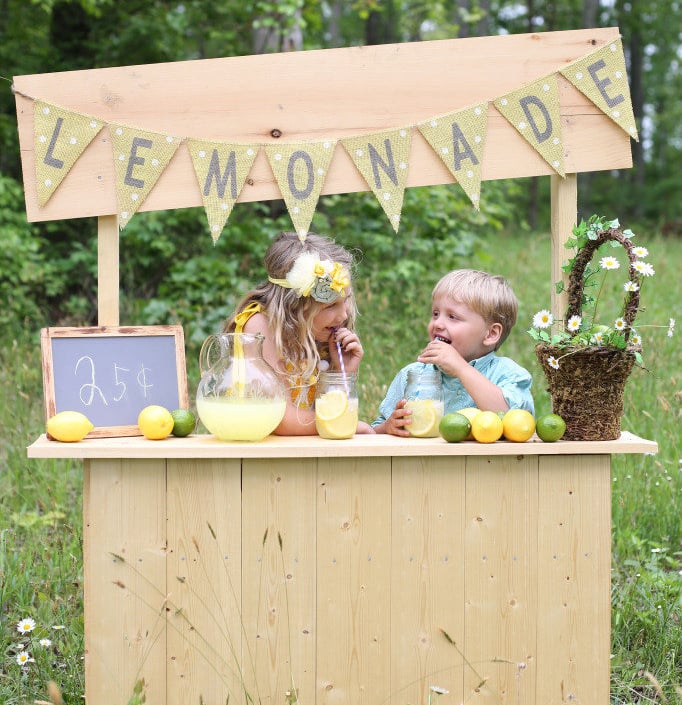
(439, 412), (471, 443)
(46, 410), (94, 442)
(315, 389), (348, 421)
(171, 408), (196, 437)
(470, 410), (504, 443)
(138, 405), (174, 440)
(405, 399), (442, 437)
(502, 409), (536, 442)
(536, 413), (567, 442)
(456, 407), (480, 440)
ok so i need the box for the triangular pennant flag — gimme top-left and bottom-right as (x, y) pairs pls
(264, 140), (337, 241)
(560, 38), (638, 142)
(110, 124), (181, 229)
(33, 101), (105, 207)
(342, 128), (411, 232)
(188, 139), (259, 243)
(494, 75), (565, 177)
(418, 102), (488, 210)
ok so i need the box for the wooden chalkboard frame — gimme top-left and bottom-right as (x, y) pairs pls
(41, 325), (188, 438)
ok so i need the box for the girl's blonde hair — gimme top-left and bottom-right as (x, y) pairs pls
(225, 232), (358, 378)
(432, 269), (518, 349)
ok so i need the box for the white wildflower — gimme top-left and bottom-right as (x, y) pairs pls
(566, 315), (581, 332)
(533, 310), (554, 329)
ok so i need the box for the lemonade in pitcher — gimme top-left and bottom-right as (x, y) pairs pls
(196, 333), (286, 441)
(196, 396), (286, 441)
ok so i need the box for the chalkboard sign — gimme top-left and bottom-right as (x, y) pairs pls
(41, 325), (189, 438)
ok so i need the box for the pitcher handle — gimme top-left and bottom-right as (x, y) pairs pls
(199, 334), (219, 375)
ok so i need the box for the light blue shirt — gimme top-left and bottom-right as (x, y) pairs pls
(372, 352), (535, 427)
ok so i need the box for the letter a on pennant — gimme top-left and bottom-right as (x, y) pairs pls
(342, 129), (411, 233)
(33, 101), (104, 207)
(265, 140), (337, 241)
(418, 102), (488, 210)
(494, 75), (565, 177)
(110, 124), (181, 230)
(188, 139), (259, 243)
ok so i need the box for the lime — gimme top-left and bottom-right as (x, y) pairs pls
(536, 413), (566, 442)
(315, 389), (348, 422)
(502, 409), (536, 443)
(470, 410), (504, 443)
(138, 405), (174, 440)
(171, 408), (196, 437)
(439, 412), (471, 443)
(457, 407), (480, 440)
(46, 410), (94, 442)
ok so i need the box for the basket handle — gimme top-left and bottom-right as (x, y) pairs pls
(565, 227), (640, 341)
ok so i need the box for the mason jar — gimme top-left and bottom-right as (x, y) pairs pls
(404, 366), (444, 437)
(314, 371), (358, 440)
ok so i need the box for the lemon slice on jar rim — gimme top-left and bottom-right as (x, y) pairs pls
(315, 389), (348, 421)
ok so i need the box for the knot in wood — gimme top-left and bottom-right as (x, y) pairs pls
(270, 128), (282, 138)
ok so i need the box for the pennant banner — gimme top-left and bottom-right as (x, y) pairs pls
(560, 38), (638, 142)
(34, 101), (105, 207)
(265, 140), (337, 240)
(110, 124), (181, 229)
(342, 129), (411, 232)
(188, 140), (259, 243)
(495, 74), (565, 177)
(29, 38), (638, 236)
(418, 102), (488, 210)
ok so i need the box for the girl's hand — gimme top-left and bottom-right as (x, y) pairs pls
(329, 327), (364, 373)
(375, 399), (412, 437)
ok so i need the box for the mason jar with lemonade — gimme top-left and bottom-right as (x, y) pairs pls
(404, 366), (444, 437)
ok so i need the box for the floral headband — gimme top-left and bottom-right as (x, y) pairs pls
(268, 252), (350, 303)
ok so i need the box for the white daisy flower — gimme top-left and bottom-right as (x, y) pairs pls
(614, 318), (626, 331)
(548, 356), (560, 369)
(668, 318), (676, 337)
(16, 651), (34, 666)
(623, 281), (639, 292)
(430, 686), (450, 695)
(566, 315), (581, 332)
(600, 256), (620, 270)
(632, 260), (655, 276)
(630, 334), (642, 346)
(39, 638), (52, 647)
(632, 246), (649, 258)
(17, 618), (36, 634)
(533, 310), (554, 329)
(592, 332), (605, 345)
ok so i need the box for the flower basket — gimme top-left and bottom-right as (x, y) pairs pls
(533, 222), (642, 441)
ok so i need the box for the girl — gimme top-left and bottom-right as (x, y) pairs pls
(225, 231), (374, 435)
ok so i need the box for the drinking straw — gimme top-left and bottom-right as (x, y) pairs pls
(332, 328), (350, 394)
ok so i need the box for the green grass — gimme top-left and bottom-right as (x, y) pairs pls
(1, 228), (680, 704)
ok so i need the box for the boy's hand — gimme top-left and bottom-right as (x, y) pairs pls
(378, 398), (412, 437)
(417, 339), (466, 376)
(330, 327), (364, 372)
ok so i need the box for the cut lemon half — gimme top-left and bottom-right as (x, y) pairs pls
(315, 389), (348, 422)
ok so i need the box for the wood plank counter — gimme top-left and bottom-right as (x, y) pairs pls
(28, 433), (657, 705)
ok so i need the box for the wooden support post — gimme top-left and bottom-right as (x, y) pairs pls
(97, 215), (119, 326)
(550, 173), (578, 321)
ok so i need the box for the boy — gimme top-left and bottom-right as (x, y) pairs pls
(372, 269), (534, 436)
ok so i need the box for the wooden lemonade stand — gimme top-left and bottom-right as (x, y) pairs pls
(17, 27), (657, 705)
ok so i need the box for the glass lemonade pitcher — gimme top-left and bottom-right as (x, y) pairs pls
(196, 333), (286, 441)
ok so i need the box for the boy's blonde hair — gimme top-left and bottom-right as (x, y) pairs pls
(432, 269), (518, 349)
(225, 232), (358, 378)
